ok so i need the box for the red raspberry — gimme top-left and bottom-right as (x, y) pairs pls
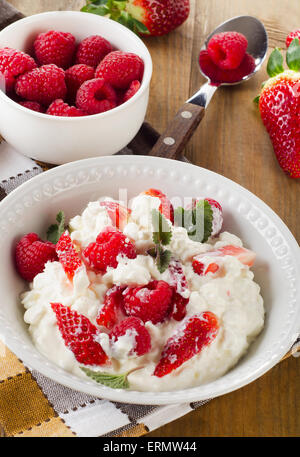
(110, 317), (151, 356)
(96, 286), (125, 329)
(76, 35), (113, 68)
(15, 233), (57, 282)
(0, 47), (37, 92)
(83, 227), (137, 272)
(15, 64), (67, 106)
(56, 231), (82, 280)
(65, 64), (95, 101)
(95, 51), (144, 89)
(51, 303), (109, 366)
(76, 78), (117, 115)
(34, 30), (76, 69)
(99, 201), (131, 230)
(123, 80), (141, 103)
(168, 259), (189, 321)
(19, 101), (43, 112)
(143, 188), (174, 223)
(123, 280), (173, 324)
(47, 99), (86, 117)
(207, 32), (248, 70)
(286, 30), (300, 48)
(154, 312), (219, 377)
(171, 293), (189, 321)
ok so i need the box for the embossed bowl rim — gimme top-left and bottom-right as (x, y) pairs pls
(0, 155), (299, 404)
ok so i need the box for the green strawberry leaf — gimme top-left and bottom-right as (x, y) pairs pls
(81, 367), (130, 389)
(286, 38), (300, 71)
(267, 48), (284, 77)
(152, 209), (172, 246)
(174, 200), (213, 243)
(253, 95), (260, 105)
(46, 211), (65, 244)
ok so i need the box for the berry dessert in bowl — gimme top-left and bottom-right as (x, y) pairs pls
(0, 11), (152, 164)
(1, 156), (299, 404)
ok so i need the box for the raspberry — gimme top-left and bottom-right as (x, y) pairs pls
(96, 286), (125, 329)
(83, 227), (137, 272)
(15, 233), (57, 282)
(51, 303), (108, 366)
(123, 280), (173, 324)
(192, 198), (223, 236)
(154, 312), (219, 377)
(110, 317), (151, 356)
(167, 259), (189, 321)
(19, 101), (43, 112)
(286, 30), (300, 48)
(123, 80), (141, 103)
(76, 35), (113, 68)
(95, 51), (144, 89)
(143, 188), (174, 223)
(47, 99), (86, 117)
(56, 231), (82, 280)
(34, 30), (76, 69)
(99, 201), (131, 230)
(15, 64), (67, 106)
(65, 64), (95, 101)
(0, 47), (37, 92)
(207, 32), (248, 70)
(76, 78), (117, 115)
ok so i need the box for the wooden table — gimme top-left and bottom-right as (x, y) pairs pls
(8, 0), (300, 437)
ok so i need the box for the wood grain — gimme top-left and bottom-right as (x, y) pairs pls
(6, 0), (300, 438)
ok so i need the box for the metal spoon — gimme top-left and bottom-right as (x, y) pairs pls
(150, 15), (268, 160)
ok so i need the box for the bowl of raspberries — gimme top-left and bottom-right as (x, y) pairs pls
(0, 11), (152, 164)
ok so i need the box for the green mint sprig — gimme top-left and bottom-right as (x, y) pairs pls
(81, 366), (143, 389)
(174, 199), (213, 243)
(46, 211), (66, 244)
(148, 209), (172, 274)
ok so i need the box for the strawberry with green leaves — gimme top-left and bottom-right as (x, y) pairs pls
(81, 0), (190, 36)
(256, 37), (300, 178)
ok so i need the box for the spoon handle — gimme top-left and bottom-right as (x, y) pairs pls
(150, 82), (218, 160)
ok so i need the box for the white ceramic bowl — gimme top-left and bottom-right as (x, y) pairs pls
(0, 155), (299, 404)
(0, 12), (152, 164)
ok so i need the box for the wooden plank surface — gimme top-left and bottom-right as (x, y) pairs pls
(7, 0), (300, 437)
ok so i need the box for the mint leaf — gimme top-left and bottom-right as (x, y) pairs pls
(267, 48), (284, 77)
(81, 367), (130, 389)
(174, 200), (213, 243)
(156, 247), (172, 274)
(46, 211), (65, 244)
(152, 209), (172, 246)
(286, 38), (300, 71)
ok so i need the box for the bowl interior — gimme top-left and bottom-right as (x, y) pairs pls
(0, 156), (299, 404)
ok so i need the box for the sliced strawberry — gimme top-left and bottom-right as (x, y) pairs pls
(143, 188), (174, 223)
(99, 201), (131, 230)
(56, 231), (82, 280)
(154, 312), (219, 377)
(192, 259), (220, 276)
(193, 245), (256, 270)
(51, 303), (109, 366)
(110, 317), (151, 356)
(96, 285), (125, 329)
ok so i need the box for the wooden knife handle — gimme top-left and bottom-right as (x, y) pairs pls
(149, 102), (205, 160)
(0, 0), (24, 31)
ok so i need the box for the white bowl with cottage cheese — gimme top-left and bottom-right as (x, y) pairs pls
(0, 155), (299, 404)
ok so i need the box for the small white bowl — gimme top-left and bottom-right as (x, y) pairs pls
(0, 12), (152, 164)
(0, 155), (299, 405)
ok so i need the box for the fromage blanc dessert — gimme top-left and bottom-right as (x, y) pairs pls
(16, 189), (264, 391)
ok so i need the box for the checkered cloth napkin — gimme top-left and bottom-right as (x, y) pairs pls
(0, 140), (212, 438)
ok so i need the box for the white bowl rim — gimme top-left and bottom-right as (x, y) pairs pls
(0, 11), (153, 121)
(1, 155), (300, 405)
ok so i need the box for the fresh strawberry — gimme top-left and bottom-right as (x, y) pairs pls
(15, 233), (57, 282)
(95, 51), (144, 89)
(82, 0), (190, 37)
(51, 303), (109, 366)
(193, 245), (256, 272)
(83, 227), (137, 272)
(154, 311), (219, 377)
(123, 280), (173, 324)
(56, 231), (82, 280)
(143, 188), (174, 223)
(207, 32), (248, 70)
(96, 285), (125, 329)
(99, 201), (131, 230)
(286, 30), (300, 48)
(110, 316), (151, 356)
(256, 45), (300, 178)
